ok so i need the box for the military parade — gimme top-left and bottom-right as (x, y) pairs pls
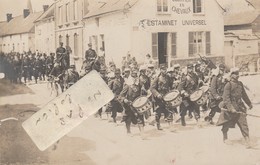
(1, 41), (256, 150)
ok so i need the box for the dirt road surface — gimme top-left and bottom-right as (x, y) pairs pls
(0, 75), (260, 165)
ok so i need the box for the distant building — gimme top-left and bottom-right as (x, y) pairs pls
(34, 4), (55, 55)
(224, 10), (260, 71)
(82, 0), (225, 68)
(0, 10), (43, 54)
(54, 0), (90, 70)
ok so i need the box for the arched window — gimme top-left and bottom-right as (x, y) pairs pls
(59, 35), (63, 44)
(66, 34), (70, 46)
(74, 33), (78, 56)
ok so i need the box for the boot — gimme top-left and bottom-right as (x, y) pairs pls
(245, 136), (254, 149)
(181, 116), (186, 126)
(139, 125), (147, 140)
(223, 132), (232, 145)
(157, 123), (163, 130)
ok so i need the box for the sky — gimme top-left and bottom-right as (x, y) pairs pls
(0, 0), (54, 22)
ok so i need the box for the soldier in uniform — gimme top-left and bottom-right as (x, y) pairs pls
(120, 69), (147, 139)
(107, 68), (125, 124)
(22, 54), (30, 83)
(85, 43), (97, 61)
(33, 56), (41, 84)
(150, 64), (171, 130)
(56, 42), (66, 66)
(216, 68), (253, 148)
(63, 64), (79, 89)
(178, 63), (199, 126)
(205, 64), (226, 124)
(50, 61), (64, 93)
(123, 68), (131, 82)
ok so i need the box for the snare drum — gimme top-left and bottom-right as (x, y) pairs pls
(163, 90), (182, 107)
(132, 96), (152, 114)
(190, 89), (208, 105)
(199, 85), (209, 93)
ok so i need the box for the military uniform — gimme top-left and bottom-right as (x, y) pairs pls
(107, 71), (124, 123)
(120, 80), (143, 134)
(63, 66), (79, 89)
(178, 64), (199, 126)
(151, 67), (172, 130)
(217, 69), (252, 145)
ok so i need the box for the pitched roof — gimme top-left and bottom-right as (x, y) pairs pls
(0, 21), (8, 36)
(224, 11), (259, 26)
(34, 3), (54, 23)
(0, 11), (43, 37)
(84, 0), (139, 19)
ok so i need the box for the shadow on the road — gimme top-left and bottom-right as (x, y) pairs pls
(230, 136), (260, 150)
(0, 104), (96, 165)
(0, 79), (34, 97)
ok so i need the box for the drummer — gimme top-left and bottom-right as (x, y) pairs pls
(119, 69), (147, 139)
(150, 64), (172, 130)
(178, 63), (200, 126)
(107, 68), (125, 124)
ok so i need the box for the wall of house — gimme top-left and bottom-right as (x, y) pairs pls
(0, 33), (30, 53)
(83, 0), (224, 68)
(35, 18), (55, 55)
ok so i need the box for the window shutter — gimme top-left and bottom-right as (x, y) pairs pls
(152, 33), (158, 59)
(171, 33), (177, 57)
(189, 32), (194, 56)
(206, 31), (211, 55)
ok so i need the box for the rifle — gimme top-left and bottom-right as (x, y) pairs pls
(198, 54), (217, 69)
(222, 108), (260, 118)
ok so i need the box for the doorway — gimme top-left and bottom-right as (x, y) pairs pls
(158, 32), (168, 65)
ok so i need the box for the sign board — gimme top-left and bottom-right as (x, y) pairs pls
(22, 70), (114, 151)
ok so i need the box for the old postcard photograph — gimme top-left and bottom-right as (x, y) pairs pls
(0, 0), (260, 164)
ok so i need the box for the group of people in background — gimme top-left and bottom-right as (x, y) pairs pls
(0, 42), (255, 148)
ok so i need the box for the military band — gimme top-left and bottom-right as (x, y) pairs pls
(0, 42), (255, 147)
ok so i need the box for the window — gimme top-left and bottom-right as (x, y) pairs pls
(73, 0), (78, 20)
(65, 3), (70, 22)
(152, 33), (158, 59)
(74, 33), (78, 56)
(66, 34), (70, 46)
(100, 34), (105, 51)
(92, 35), (98, 52)
(58, 6), (62, 24)
(59, 35), (63, 44)
(84, 0), (89, 15)
(171, 33), (177, 57)
(157, 0), (169, 13)
(189, 31), (210, 57)
(193, 0), (203, 13)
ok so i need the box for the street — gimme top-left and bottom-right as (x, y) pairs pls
(1, 75), (260, 165)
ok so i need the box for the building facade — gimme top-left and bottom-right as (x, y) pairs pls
(83, 0), (225, 68)
(34, 5), (55, 55)
(0, 11), (43, 54)
(54, 0), (91, 70)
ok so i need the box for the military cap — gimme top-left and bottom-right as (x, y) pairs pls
(230, 67), (239, 74)
(124, 68), (131, 72)
(147, 64), (155, 68)
(115, 68), (121, 74)
(107, 72), (115, 78)
(88, 43), (92, 46)
(139, 65), (147, 71)
(173, 64), (180, 68)
(167, 67), (174, 72)
(219, 63), (226, 70)
(131, 69), (138, 74)
(159, 63), (167, 69)
(70, 64), (75, 68)
(187, 63), (194, 68)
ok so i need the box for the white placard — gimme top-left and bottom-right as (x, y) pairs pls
(22, 70), (114, 151)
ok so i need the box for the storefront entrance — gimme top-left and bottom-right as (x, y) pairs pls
(158, 32), (168, 65)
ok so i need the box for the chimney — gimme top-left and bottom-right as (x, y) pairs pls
(6, 13), (13, 22)
(23, 9), (30, 18)
(43, 5), (49, 12)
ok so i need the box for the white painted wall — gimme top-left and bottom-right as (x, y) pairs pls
(35, 19), (55, 55)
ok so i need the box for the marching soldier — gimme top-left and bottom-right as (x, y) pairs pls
(50, 61), (64, 93)
(120, 69), (147, 139)
(56, 42), (67, 69)
(107, 68), (125, 124)
(150, 64), (171, 130)
(178, 63), (199, 126)
(85, 43), (97, 61)
(216, 68), (253, 148)
(205, 64), (226, 124)
(63, 64), (79, 89)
